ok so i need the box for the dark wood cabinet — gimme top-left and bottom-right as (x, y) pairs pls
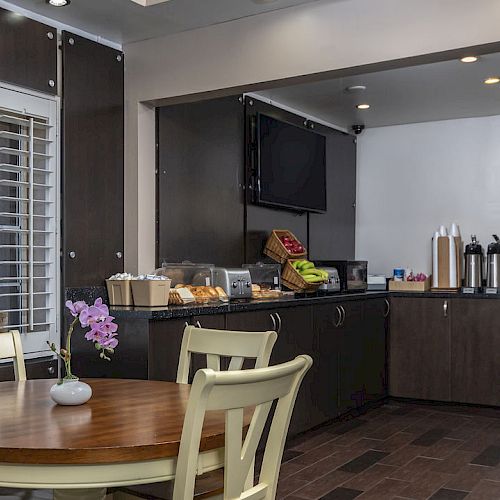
(0, 357), (57, 382)
(309, 132), (357, 260)
(62, 32), (124, 288)
(451, 299), (500, 406)
(312, 303), (341, 422)
(389, 297), (451, 401)
(157, 96), (245, 267)
(338, 300), (365, 411)
(70, 318), (149, 380)
(362, 298), (388, 402)
(0, 8), (57, 94)
(227, 306), (316, 435)
(148, 318), (190, 382)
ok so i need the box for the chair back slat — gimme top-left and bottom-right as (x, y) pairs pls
(176, 325), (277, 384)
(173, 355), (313, 500)
(0, 330), (26, 381)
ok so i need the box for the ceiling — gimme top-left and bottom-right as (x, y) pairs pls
(254, 51), (500, 130)
(1, 0), (321, 45)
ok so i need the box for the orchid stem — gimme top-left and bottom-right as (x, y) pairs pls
(64, 317), (79, 380)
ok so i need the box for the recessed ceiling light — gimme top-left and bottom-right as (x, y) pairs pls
(484, 77), (500, 85)
(345, 85), (367, 92)
(460, 56), (478, 63)
(356, 104), (370, 110)
(46, 0), (70, 6)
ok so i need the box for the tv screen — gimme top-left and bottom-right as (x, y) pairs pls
(257, 113), (326, 213)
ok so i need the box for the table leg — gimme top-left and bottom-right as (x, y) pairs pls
(53, 488), (107, 500)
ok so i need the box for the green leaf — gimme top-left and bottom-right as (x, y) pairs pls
(95, 343), (102, 350)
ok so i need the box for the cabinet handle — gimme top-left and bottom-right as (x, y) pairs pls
(339, 305), (346, 326)
(195, 321), (202, 328)
(270, 313), (277, 332)
(384, 299), (390, 318)
(275, 312), (282, 334)
(443, 300), (448, 318)
(334, 306), (342, 327)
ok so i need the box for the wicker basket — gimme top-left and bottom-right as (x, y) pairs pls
(264, 230), (307, 264)
(281, 259), (322, 293)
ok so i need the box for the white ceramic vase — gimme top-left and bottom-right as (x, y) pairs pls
(50, 378), (92, 406)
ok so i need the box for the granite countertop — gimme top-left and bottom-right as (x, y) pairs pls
(109, 291), (388, 320)
(67, 287), (500, 321)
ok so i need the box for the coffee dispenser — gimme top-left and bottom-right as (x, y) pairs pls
(463, 235), (483, 293)
(486, 234), (500, 293)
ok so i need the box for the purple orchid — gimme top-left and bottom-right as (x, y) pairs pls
(79, 298), (109, 328)
(65, 300), (88, 318)
(49, 297), (119, 379)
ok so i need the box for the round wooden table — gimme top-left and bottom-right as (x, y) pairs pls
(0, 379), (245, 499)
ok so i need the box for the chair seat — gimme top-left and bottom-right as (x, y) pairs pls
(116, 469), (224, 499)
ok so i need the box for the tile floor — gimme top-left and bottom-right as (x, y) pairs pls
(275, 401), (500, 500)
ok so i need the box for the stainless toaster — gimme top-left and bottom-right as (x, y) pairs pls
(318, 267), (341, 293)
(211, 268), (253, 299)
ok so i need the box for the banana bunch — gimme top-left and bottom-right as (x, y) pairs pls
(291, 260), (328, 283)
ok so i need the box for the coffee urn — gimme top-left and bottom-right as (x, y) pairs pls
(486, 234), (500, 293)
(463, 235), (483, 293)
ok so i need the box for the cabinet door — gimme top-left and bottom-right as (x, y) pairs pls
(451, 299), (500, 406)
(389, 297), (451, 401)
(148, 318), (190, 382)
(227, 307), (315, 436)
(157, 97), (244, 267)
(70, 318), (148, 380)
(0, 7), (58, 94)
(62, 33), (124, 287)
(308, 131), (356, 260)
(225, 310), (278, 333)
(0, 357), (57, 382)
(312, 303), (342, 422)
(338, 300), (365, 412)
(362, 298), (388, 402)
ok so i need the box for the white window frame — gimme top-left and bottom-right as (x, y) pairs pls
(0, 81), (60, 359)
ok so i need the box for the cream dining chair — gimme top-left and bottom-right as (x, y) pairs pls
(176, 325), (278, 384)
(0, 331), (51, 500)
(172, 354), (313, 500)
(0, 330), (26, 381)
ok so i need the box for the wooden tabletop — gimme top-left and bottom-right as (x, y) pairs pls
(0, 379), (248, 465)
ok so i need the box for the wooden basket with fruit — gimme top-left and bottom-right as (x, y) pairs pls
(264, 230), (307, 264)
(282, 259), (328, 293)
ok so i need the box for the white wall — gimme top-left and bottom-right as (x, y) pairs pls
(124, 0), (500, 273)
(356, 115), (500, 276)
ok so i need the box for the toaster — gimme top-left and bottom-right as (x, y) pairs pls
(211, 268), (253, 299)
(318, 267), (341, 294)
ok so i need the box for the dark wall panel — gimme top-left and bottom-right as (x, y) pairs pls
(62, 32), (124, 287)
(157, 96), (245, 267)
(0, 7), (57, 94)
(309, 131), (356, 260)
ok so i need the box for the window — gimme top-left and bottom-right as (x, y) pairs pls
(0, 84), (59, 356)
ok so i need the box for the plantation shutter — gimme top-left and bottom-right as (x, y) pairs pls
(0, 85), (59, 355)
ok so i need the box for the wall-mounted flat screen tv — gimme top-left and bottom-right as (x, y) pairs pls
(256, 113), (326, 213)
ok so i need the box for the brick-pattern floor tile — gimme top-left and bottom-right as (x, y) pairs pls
(293, 470), (354, 499)
(471, 445), (500, 467)
(443, 464), (490, 492)
(341, 464), (397, 491)
(274, 403), (500, 499)
(466, 479), (500, 499)
(320, 487), (363, 499)
(356, 478), (410, 499)
(339, 451), (389, 474)
(397, 470), (452, 499)
(428, 488), (468, 499)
